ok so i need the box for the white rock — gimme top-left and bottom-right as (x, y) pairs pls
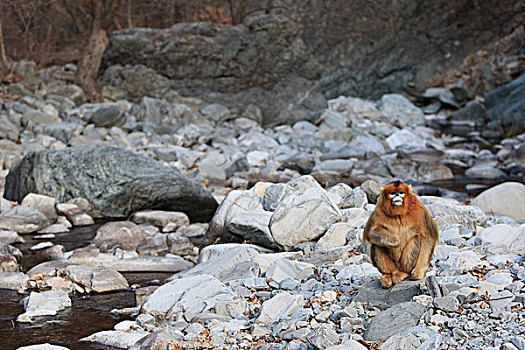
(256, 292), (304, 325)
(266, 258), (315, 283)
(141, 274), (237, 322)
(21, 193), (56, 208)
(316, 223), (351, 252)
(17, 344), (70, 350)
(477, 224), (525, 255)
(336, 263), (381, 281)
(80, 330), (148, 349)
(270, 182), (341, 250)
(471, 182), (525, 220)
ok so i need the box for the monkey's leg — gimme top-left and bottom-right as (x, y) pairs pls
(395, 235), (421, 284)
(410, 236), (435, 280)
(371, 245), (399, 288)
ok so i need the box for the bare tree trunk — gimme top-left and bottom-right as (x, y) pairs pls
(0, 18), (7, 67)
(76, 27), (108, 101)
(76, 0), (119, 102)
(127, 0), (132, 28)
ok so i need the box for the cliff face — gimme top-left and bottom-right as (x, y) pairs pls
(100, 14), (326, 126)
(99, 0), (524, 126)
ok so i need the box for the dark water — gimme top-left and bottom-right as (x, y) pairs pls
(1, 222), (173, 350)
(0, 289), (135, 350)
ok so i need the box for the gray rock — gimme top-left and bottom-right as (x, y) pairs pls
(361, 179), (382, 204)
(0, 272), (28, 290)
(437, 250), (484, 275)
(336, 263), (381, 283)
(315, 223), (351, 252)
(16, 344), (70, 350)
(426, 203), (476, 232)
(200, 103), (230, 122)
(266, 258), (315, 284)
(80, 330), (149, 349)
(215, 298), (248, 317)
(203, 189), (262, 246)
(263, 183), (289, 211)
(0, 242), (22, 272)
(46, 83), (86, 106)
(341, 188), (368, 209)
(433, 295), (459, 312)
(99, 64), (173, 102)
(22, 110), (61, 125)
(136, 234), (169, 256)
(471, 182), (525, 220)
(364, 302), (427, 342)
(141, 274), (238, 323)
(4, 146), (218, 222)
(353, 280), (422, 310)
(0, 205), (51, 233)
(130, 210), (189, 231)
(36, 121), (83, 144)
(18, 290), (71, 322)
(64, 264), (129, 293)
(484, 72), (525, 136)
(269, 176), (341, 250)
(89, 106), (126, 127)
(55, 203), (94, 226)
(378, 94), (425, 127)
(92, 221), (148, 253)
(69, 248), (194, 273)
(380, 326), (438, 350)
(326, 340), (367, 350)
(227, 210), (279, 249)
(476, 225), (525, 255)
(129, 326), (183, 350)
(178, 244), (261, 281)
(0, 114), (21, 141)
(256, 292), (304, 325)
(0, 229), (24, 244)
(166, 233), (195, 256)
(307, 324), (339, 350)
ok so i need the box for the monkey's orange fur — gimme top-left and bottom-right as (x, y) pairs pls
(363, 181), (438, 288)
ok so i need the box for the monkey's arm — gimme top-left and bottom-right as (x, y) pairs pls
(364, 216), (400, 247)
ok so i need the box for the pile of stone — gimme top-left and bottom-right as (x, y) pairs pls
(0, 59), (524, 349)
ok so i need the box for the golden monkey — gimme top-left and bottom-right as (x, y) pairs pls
(363, 180), (438, 288)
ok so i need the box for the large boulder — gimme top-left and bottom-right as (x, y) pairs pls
(99, 14), (325, 126)
(484, 72), (525, 136)
(470, 182), (525, 221)
(4, 146), (218, 222)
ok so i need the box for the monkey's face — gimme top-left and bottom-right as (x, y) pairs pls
(381, 181), (412, 213)
(388, 191), (406, 206)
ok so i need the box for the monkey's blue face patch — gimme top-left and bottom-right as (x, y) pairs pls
(388, 191), (405, 206)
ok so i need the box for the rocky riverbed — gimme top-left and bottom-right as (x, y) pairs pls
(0, 59), (524, 350)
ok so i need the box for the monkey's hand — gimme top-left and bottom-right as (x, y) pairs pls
(366, 226), (400, 247)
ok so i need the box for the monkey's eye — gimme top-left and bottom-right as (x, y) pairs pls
(388, 193), (395, 198)
(399, 192), (405, 197)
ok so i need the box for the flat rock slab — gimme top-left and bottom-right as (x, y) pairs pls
(141, 274), (237, 323)
(80, 330), (149, 349)
(363, 301), (427, 342)
(17, 344), (70, 350)
(0, 272), (28, 290)
(4, 146), (218, 222)
(353, 279), (423, 310)
(0, 206), (51, 234)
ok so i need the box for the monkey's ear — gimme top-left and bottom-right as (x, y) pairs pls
(408, 184), (412, 192)
(380, 186), (384, 192)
